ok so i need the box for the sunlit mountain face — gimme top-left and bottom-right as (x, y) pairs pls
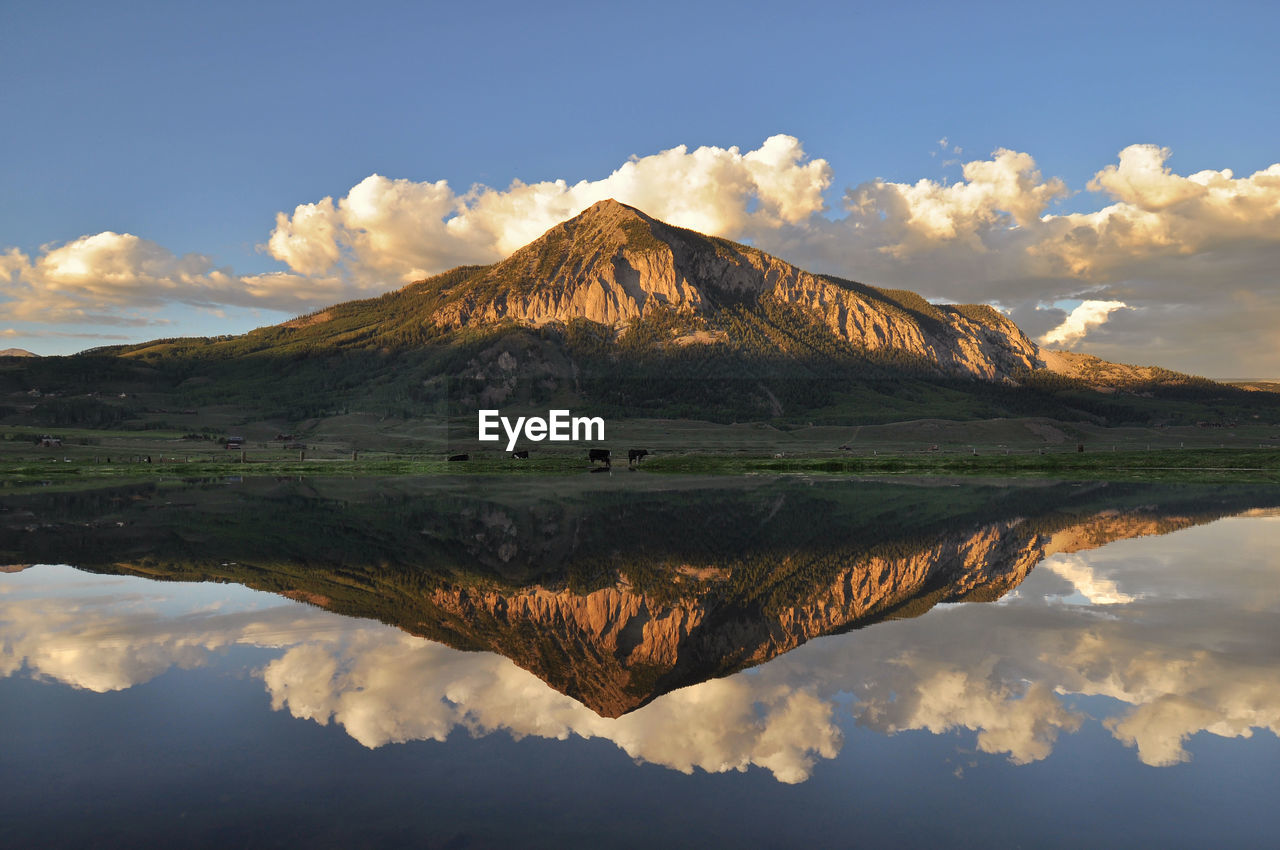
(11, 198), (1280, 434)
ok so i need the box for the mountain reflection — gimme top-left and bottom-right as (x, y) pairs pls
(3, 476), (1279, 782)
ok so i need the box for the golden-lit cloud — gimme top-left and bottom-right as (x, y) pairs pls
(0, 231), (343, 324)
(261, 635), (842, 784)
(840, 148), (1067, 255)
(0, 569), (335, 691)
(1041, 553), (1136, 604)
(1039, 301), (1129, 349)
(5, 512), (1279, 781)
(2, 565), (842, 784)
(754, 144), (1280, 370)
(265, 134), (832, 287)
(854, 659), (1083, 764)
(1033, 145), (1280, 279)
(5, 137), (1280, 372)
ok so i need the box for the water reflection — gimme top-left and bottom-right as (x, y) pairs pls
(2, 476), (1279, 783)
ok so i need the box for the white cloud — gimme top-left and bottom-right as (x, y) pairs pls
(0, 568), (331, 691)
(834, 148), (1068, 256)
(2, 565), (841, 784)
(265, 134), (832, 288)
(6, 137), (1280, 373)
(1, 136), (831, 333)
(6, 511), (1279, 781)
(1041, 553), (1136, 604)
(1032, 145), (1280, 280)
(746, 144), (1280, 374)
(261, 634), (842, 784)
(854, 659), (1083, 764)
(0, 231), (341, 324)
(1039, 300), (1128, 348)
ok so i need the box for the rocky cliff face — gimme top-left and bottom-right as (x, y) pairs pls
(405, 517), (1062, 716)
(429, 199), (1042, 381)
(393, 502), (1217, 717)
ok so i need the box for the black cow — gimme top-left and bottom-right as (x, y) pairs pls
(448, 453), (469, 462)
(627, 449), (649, 465)
(511, 450), (529, 459)
(588, 448), (611, 467)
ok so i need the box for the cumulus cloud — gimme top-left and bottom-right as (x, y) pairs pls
(1041, 553), (1136, 604)
(1, 136), (830, 334)
(1029, 146), (1280, 281)
(0, 566), (333, 691)
(7, 137), (1280, 373)
(3, 564), (841, 784)
(1039, 300), (1129, 348)
(769, 144), (1280, 295)
(7, 512), (1280, 780)
(854, 658), (1083, 764)
(262, 634), (842, 784)
(750, 144), (1280, 373)
(0, 232), (341, 325)
(265, 134), (832, 288)
(839, 148), (1068, 256)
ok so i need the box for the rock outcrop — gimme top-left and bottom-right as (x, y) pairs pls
(390, 507), (1182, 717)
(429, 199), (1042, 381)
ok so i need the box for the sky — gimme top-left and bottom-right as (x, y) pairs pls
(2, 0), (1279, 377)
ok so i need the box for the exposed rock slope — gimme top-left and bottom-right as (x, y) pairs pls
(426, 199), (1041, 381)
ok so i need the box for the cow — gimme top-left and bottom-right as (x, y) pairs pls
(448, 453), (469, 462)
(511, 450), (529, 459)
(588, 448), (611, 467)
(628, 449), (649, 465)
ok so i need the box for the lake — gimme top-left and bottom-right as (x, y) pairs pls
(2, 475), (1278, 848)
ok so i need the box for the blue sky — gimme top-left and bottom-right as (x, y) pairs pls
(3, 0), (1279, 376)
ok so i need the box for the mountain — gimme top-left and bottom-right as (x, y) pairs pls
(117, 199), (1220, 391)
(3, 199), (1271, 428)
(132, 199), (1044, 381)
(0, 349), (36, 358)
(425, 199), (1042, 381)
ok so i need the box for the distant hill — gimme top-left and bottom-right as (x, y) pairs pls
(0, 349), (36, 358)
(1, 200), (1274, 428)
(1226, 380), (1280, 394)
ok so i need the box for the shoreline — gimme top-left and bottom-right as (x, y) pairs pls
(5, 447), (1280, 488)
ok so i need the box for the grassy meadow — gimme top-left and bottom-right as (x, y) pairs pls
(4, 410), (1280, 487)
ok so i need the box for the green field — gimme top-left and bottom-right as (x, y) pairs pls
(4, 442), (1280, 487)
(5, 409), (1280, 488)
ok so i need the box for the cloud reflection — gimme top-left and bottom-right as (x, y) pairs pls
(262, 634), (841, 784)
(3, 515), (1278, 782)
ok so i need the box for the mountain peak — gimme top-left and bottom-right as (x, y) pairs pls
(533, 197), (668, 254)
(579, 197), (643, 217)
(424, 201), (1042, 379)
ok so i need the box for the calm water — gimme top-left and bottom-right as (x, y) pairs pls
(2, 475), (1279, 848)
